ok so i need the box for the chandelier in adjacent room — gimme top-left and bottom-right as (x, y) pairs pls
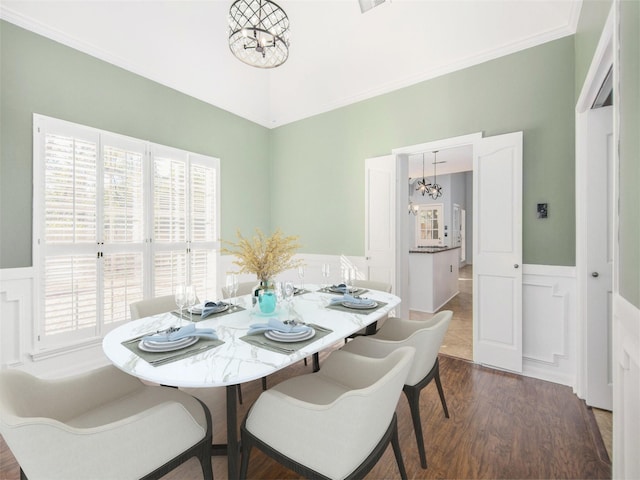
(228, 0), (290, 68)
(426, 150), (443, 199)
(416, 153), (429, 196)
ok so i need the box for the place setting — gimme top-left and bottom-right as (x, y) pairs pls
(240, 318), (333, 354)
(326, 293), (387, 314)
(188, 300), (245, 320)
(320, 283), (367, 296)
(121, 323), (224, 366)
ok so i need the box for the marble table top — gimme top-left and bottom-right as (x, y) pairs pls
(102, 285), (400, 389)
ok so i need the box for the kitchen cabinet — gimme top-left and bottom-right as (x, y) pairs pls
(408, 247), (460, 313)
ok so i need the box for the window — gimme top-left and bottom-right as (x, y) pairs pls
(33, 115), (220, 350)
(415, 204), (444, 247)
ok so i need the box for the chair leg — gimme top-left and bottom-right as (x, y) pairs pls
(261, 376), (267, 391)
(312, 352), (320, 372)
(237, 384), (243, 404)
(403, 385), (428, 469)
(197, 444), (214, 480)
(391, 419), (408, 480)
(434, 364), (450, 418)
(20, 468), (28, 480)
(239, 430), (253, 480)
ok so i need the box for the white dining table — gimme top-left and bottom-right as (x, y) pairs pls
(102, 284), (400, 480)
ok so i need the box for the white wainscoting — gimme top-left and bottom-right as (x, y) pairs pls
(521, 264), (577, 387)
(2, 260), (580, 386)
(1, 267), (111, 378)
(0, 255), (368, 378)
(613, 294), (640, 479)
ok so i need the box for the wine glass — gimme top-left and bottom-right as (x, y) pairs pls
(322, 263), (331, 289)
(232, 274), (239, 308)
(297, 266), (305, 290)
(341, 267), (352, 294)
(284, 281), (295, 313)
(275, 281), (284, 303)
(185, 285), (197, 322)
(226, 274), (236, 310)
(174, 285), (187, 324)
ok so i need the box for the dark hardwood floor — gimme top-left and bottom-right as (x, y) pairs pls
(0, 353), (611, 480)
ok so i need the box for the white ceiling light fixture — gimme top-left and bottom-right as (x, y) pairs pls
(359, 0), (387, 14)
(228, 0), (290, 69)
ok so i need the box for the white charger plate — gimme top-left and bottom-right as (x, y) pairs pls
(265, 328), (315, 343)
(139, 336), (199, 352)
(342, 300), (377, 310)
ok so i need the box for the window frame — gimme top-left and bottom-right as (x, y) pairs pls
(32, 114), (220, 352)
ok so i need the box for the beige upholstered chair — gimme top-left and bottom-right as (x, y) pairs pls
(0, 365), (213, 480)
(130, 294), (177, 320)
(352, 279), (392, 294)
(347, 279), (392, 339)
(239, 347), (415, 480)
(341, 310), (453, 469)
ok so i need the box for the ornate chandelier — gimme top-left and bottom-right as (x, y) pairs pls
(228, 0), (290, 69)
(426, 150), (443, 199)
(416, 153), (429, 196)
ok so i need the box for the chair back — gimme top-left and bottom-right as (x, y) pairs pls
(401, 311), (452, 385)
(130, 294), (176, 320)
(353, 279), (392, 293)
(221, 281), (255, 299)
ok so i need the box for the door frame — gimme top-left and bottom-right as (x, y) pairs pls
(392, 133), (481, 320)
(574, 4), (615, 401)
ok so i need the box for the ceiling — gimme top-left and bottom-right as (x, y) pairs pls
(408, 145), (473, 180)
(1, 0), (581, 129)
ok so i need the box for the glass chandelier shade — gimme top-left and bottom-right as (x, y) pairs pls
(228, 0), (290, 69)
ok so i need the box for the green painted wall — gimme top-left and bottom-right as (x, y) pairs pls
(271, 37), (576, 265)
(618, 0), (640, 308)
(0, 21), (271, 268)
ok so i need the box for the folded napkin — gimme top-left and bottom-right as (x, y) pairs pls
(142, 324), (218, 342)
(247, 318), (312, 335)
(330, 294), (375, 306)
(330, 283), (349, 293)
(200, 301), (229, 319)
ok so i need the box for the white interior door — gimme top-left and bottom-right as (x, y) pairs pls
(473, 132), (523, 373)
(364, 155), (396, 291)
(586, 105), (614, 410)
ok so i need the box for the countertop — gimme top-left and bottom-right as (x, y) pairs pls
(409, 246), (461, 254)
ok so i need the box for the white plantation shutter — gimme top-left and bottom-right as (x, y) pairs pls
(34, 115), (220, 350)
(190, 155), (218, 301)
(153, 250), (188, 298)
(152, 147), (189, 297)
(101, 135), (146, 327)
(44, 134), (97, 244)
(43, 255), (97, 337)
